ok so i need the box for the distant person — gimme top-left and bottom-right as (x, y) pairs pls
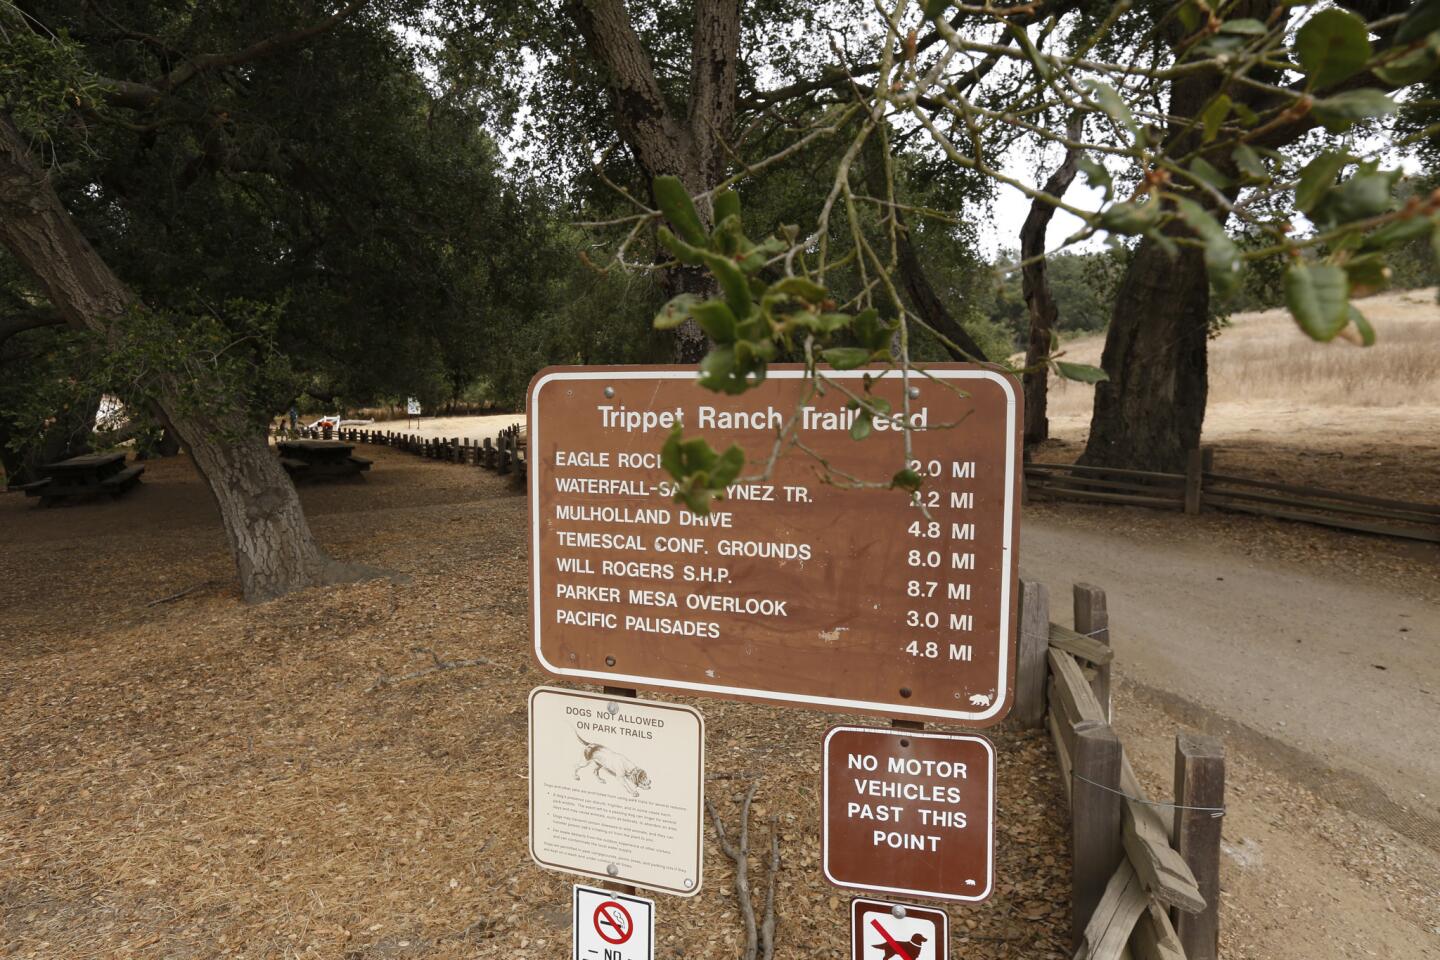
(288, 406), (299, 433)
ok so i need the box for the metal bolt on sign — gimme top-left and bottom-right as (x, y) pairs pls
(891, 905), (908, 919)
(606, 863), (620, 877)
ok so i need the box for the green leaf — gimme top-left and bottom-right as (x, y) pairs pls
(1284, 261), (1350, 342)
(1396, 0), (1440, 43)
(1201, 94), (1231, 143)
(850, 410), (873, 441)
(1363, 215), (1434, 249)
(1311, 90), (1398, 133)
(660, 425), (685, 479)
(890, 468), (924, 493)
(1231, 101), (1259, 127)
(1088, 80), (1138, 136)
(1375, 44), (1439, 85)
(1295, 8), (1373, 90)
(851, 308), (893, 352)
(653, 176), (707, 246)
(713, 189), (741, 228)
(1099, 200), (1160, 235)
(655, 293), (702, 330)
(1177, 0), (1200, 32)
(657, 226), (707, 266)
(694, 249), (754, 320)
(1076, 156), (1113, 201)
(822, 347), (873, 370)
(1188, 156), (1232, 190)
(692, 300), (738, 342)
(1219, 18), (1267, 35)
(1054, 361), (1109, 384)
(1233, 144), (1268, 181)
(1344, 254), (1389, 295)
(1313, 164), (1400, 227)
(769, 276), (828, 302)
(1347, 305), (1376, 347)
(922, 0), (948, 18)
(1175, 197), (1242, 296)
(710, 444), (746, 487)
(1295, 151), (1349, 214)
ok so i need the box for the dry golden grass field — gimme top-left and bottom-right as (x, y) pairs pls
(1036, 287), (1440, 504)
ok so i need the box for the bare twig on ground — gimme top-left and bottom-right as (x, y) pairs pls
(761, 816), (779, 960)
(145, 580), (217, 607)
(706, 781), (781, 960)
(367, 648), (491, 691)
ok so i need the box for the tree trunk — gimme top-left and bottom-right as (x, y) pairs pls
(1020, 114), (1085, 446)
(861, 132), (987, 363)
(0, 116), (364, 601)
(568, 0), (740, 363)
(1080, 230), (1209, 472)
(1080, 1), (1272, 471)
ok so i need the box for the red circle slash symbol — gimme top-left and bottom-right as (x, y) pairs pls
(594, 900), (634, 945)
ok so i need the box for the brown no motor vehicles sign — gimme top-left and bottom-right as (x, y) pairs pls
(824, 726), (995, 903)
(527, 364), (1021, 724)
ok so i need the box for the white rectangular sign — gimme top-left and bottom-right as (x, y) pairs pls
(530, 686), (704, 896)
(574, 885), (654, 960)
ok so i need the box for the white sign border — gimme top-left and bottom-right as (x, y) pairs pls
(822, 725), (996, 903)
(529, 685), (705, 897)
(850, 896), (950, 960)
(573, 884), (656, 960)
(528, 366), (1018, 723)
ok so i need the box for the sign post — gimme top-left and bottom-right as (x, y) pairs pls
(823, 726), (995, 902)
(527, 364), (1021, 725)
(529, 686), (704, 896)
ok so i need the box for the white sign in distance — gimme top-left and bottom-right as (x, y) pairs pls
(406, 397), (420, 415)
(574, 885), (654, 960)
(530, 686), (704, 896)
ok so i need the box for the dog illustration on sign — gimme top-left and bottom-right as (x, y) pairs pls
(873, 931), (928, 959)
(573, 728), (653, 797)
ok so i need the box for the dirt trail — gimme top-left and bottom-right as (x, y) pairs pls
(1022, 517), (1440, 819)
(1022, 511), (1440, 959)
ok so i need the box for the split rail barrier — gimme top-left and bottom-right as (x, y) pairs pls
(1011, 578), (1224, 960)
(288, 424), (527, 484)
(1024, 446), (1438, 543)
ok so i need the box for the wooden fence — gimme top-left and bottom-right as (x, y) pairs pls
(1012, 579), (1224, 960)
(286, 425), (527, 483)
(1025, 447), (1439, 543)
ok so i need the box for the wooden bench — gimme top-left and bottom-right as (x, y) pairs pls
(99, 465), (145, 497)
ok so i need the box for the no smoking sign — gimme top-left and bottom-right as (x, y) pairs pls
(573, 885), (654, 960)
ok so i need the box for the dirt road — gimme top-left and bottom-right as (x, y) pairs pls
(1022, 515), (1439, 817)
(1021, 509), (1440, 959)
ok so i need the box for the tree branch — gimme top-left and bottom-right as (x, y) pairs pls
(96, 1), (367, 112)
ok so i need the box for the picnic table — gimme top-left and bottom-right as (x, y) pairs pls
(276, 440), (371, 482)
(18, 452), (144, 505)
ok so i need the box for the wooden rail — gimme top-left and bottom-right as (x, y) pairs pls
(1025, 447), (1438, 543)
(279, 425), (527, 484)
(1013, 579), (1225, 960)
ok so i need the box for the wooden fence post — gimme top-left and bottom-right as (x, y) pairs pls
(1173, 731), (1225, 960)
(1184, 448), (1204, 515)
(1072, 720), (1124, 950)
(1073, 583), (1111, 723)
(1013, 578), (1049, 728)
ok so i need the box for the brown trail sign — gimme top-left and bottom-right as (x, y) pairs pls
(823, 726), (995, 903)
(527, 364), (1021, 724)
